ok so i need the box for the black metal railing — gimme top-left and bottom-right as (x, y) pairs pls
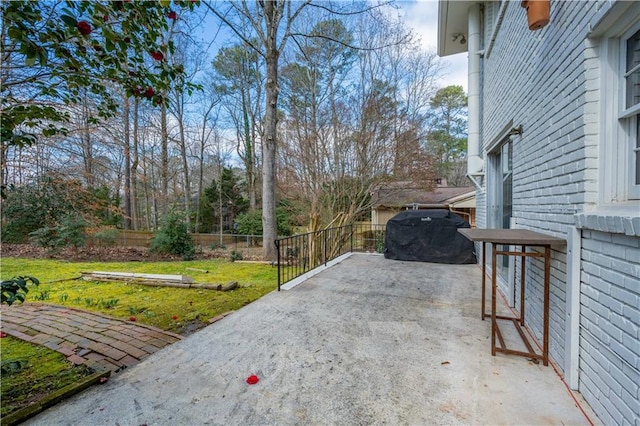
(274, 223), (386, 290)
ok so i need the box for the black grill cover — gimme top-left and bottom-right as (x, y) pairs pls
(384, 209), (476, 264)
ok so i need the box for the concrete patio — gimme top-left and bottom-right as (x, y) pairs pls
(26, 253), (597, 425)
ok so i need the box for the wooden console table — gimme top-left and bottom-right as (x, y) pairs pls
(458, 228), (565, 366)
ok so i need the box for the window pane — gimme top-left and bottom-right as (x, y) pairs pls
(626, 29), (640, 73)
(626, 69), (640, 109)
(627, 30), (640, 109)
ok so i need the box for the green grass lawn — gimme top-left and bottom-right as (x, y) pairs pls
(0, 257), (278, 418)
(1, 336), (93, 417)
(1, 258), (278, 332)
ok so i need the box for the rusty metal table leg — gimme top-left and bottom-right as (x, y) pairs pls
(520, 244), (526, 326)
(491, 242), (497, 356)
(543, 245), (551, 366)
(482, 241), (486, 320)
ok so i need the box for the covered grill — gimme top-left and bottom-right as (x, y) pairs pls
(384, 209), (476, 264)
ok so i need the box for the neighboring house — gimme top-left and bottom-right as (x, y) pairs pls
(370, 181), (475, 227)
(438, 1), (640, 424)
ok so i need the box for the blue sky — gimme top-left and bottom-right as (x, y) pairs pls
(194, 1), (468, 91)
(397, 0), (468, 91)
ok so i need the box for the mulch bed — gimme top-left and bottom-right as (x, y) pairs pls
(0, 244), (234, 262)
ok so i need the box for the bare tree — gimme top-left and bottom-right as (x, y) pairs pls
(205, 1), (314, 260)
(194, 76), (221, 233)
(212, 43), (263, 211)
(131, 98), (140, 229)
(123, 95), (132, 229)
(278, 6), (441, 230)
(205, 0), (396, 259)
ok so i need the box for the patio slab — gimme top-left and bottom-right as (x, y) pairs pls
(25, 253), (597, 425)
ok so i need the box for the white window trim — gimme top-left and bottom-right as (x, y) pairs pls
(598, 18), (640, 203)
(629, 114), (640, 199)
(579, 3), (640, 236)
(620, 25), (640, 119)
(620, 23), (640, 200)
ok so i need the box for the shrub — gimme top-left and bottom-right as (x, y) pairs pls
(235, 207), (292, 237)
(56, 215), (88, 249)
(1, 276), (40, 306)
(235, 210), (262, 235)
(29, 215), (88, 251)
(2, 185), (48, 243)
(1, 175), (117, 243)
(229, 250), (243, 262)
(91, 228), (119, 247)
(29, 226), (59, 250)
(149, 212), (195, 260)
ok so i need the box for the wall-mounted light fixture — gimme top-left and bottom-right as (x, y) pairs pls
(452, 33), (466, 45)
(509, 125), (524, 136)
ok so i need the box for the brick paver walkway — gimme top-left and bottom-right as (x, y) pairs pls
(0, 303), (182, 372)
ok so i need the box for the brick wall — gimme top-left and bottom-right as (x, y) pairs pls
(580, 230), (640, 425)
(479, 1), (639, 424)
(480, 0), (598, 370)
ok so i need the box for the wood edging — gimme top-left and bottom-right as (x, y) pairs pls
(1, 367), (111, 426)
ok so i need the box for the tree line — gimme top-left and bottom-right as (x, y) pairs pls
(1, 1), (468, 260)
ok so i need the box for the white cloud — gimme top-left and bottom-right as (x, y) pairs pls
(397, 0), (469, 92)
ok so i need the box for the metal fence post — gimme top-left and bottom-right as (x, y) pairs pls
(350, 223), (354, 253)
(275, 239), (281, 291)
(323, 230), (327, 266)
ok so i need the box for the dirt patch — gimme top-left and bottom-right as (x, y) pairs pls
(0, 244), (265, 262)
(174, 319), (210, 336)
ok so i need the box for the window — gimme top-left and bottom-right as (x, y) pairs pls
(623, 28), (640, 198)
(488, 137), (512, 286)
(624, 29), (640, 113)
(596, 13), (640, 203)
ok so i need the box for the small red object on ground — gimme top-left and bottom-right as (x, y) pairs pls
(172, 315), (178, 320)
(0, 332), (7, 338)
(129, 316), (136, 322)
(246, 375), (259, 385)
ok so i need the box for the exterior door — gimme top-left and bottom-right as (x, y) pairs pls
(488, 139), (513, 286)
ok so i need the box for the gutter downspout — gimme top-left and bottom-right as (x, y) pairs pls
(467, 3), (483, 190)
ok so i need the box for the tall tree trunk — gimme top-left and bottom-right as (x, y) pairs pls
(131, 98), (139, 230)
(123, 95), (132, 230)
(261, 0), (281, 262)
(218, 159), (224, 244)
(142, 140), (152, 230)
(149, 145), (159, 229)
(160, 101), (168, 215)
(81, 95), (94, 188)
(242, 94), (256, 211)
(195, 112), (210, 233)
(178, 119), (191, 231)
(0, 141), (7, 191)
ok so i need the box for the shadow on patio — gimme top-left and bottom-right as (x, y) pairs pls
(26, 253), (597, 425)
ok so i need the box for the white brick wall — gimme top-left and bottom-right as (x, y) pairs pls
(580, 230), (640, 425)
(479, 1), (640, 424)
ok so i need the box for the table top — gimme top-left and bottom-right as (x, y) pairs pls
(458, 228), (566, 245)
